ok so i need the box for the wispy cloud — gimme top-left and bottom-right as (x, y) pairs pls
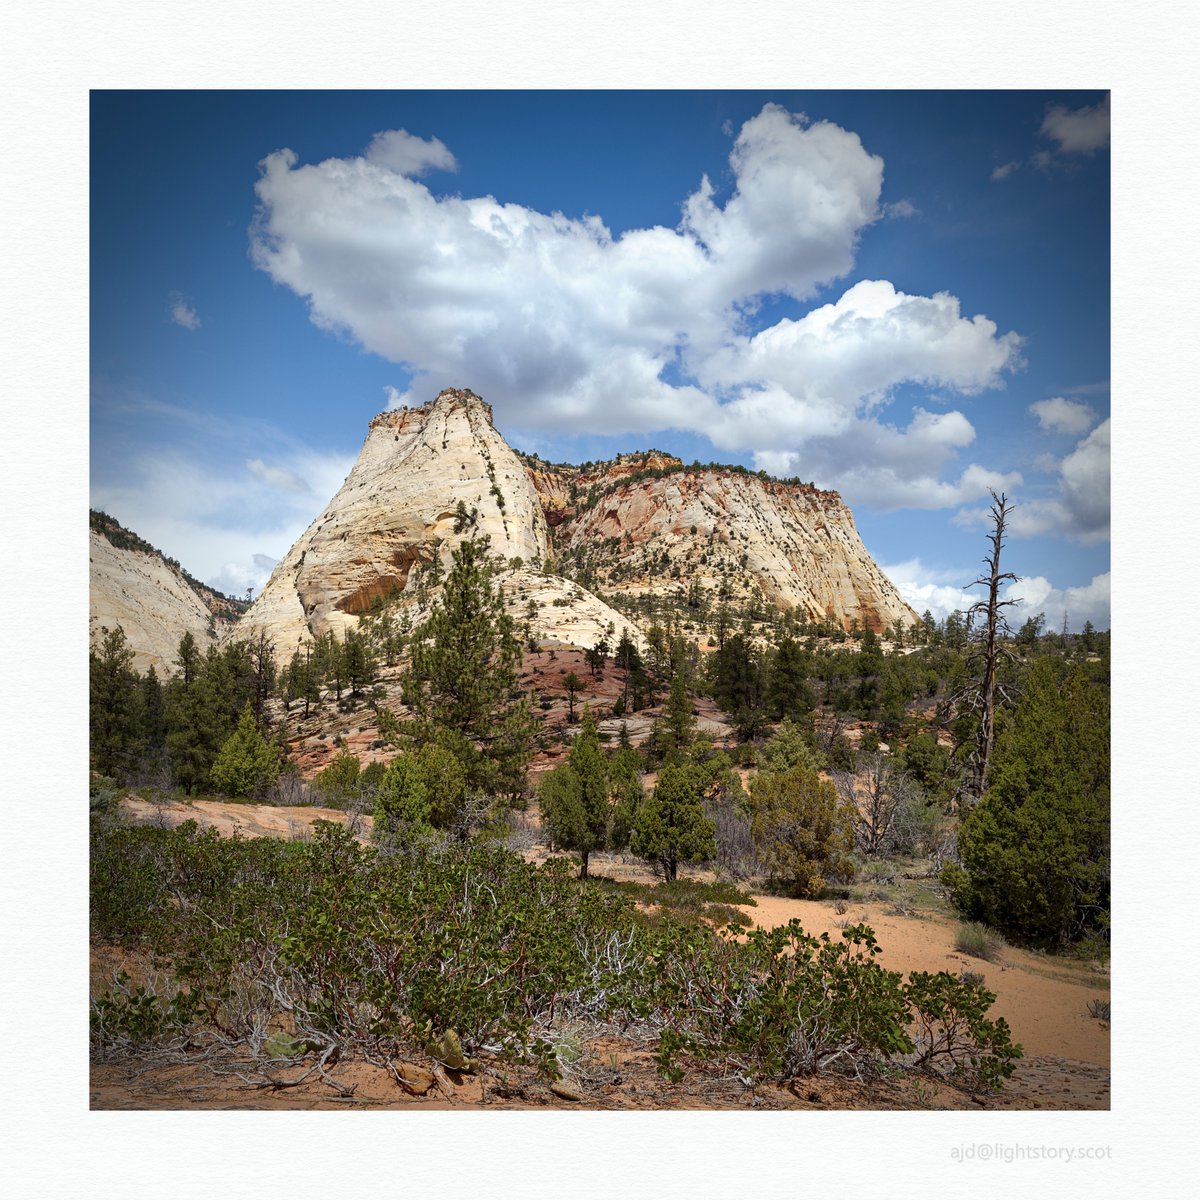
(994, 95), (1110, 180)
(246, 458), (312, 493)
(91, 394), (355, 595)
(881, 198), (919, 218)
(1041, 94), (1110, 156)
(168, 291), (201, 330)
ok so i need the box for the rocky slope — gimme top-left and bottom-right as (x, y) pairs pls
(89, 527), (218, 674)
(524, 455), (917, 633)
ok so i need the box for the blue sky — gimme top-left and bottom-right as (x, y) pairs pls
(90, 90), (1111, 629)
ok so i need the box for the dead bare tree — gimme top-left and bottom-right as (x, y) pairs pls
(955, 490), (1020, 810)
(835, 752), (922, 857)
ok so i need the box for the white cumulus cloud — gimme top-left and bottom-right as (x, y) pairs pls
(249, 104), (1023, 512)
(955, 418), (1109, 544)
(1030, 395), (1098, 435)
(1004, 571), (1111, 631)
(882, 558), (1110, 631)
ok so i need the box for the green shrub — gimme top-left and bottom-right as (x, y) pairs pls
(89, 816), (1021, 1089)
(210, 703), (282, 799)
(312, 748), (361, 808)
(904, 971), (1021, 1089)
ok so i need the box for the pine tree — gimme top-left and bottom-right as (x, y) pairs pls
(165, 644), (248, 793)
(398, 536), (533, 812)
(659, 665), (696, 764)
(90, 626), (142, 776)
(138, 666), (167, 763)
(767, 635), (813, 721)
(538, 710), (611, 877)
(342, 629), (378, 696)
(247, 630), (277, 721)
(175, 631), (201, 685)
(209, 703), (282, 798)
(313, 747), (361, 807)
(562, 671), (586, 723)
(607, 743), (644, 851)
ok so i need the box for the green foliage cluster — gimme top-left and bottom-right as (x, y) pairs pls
(374, 743), (468, 836)
(312, 748), (364, 808)
(209, 703), (282, 798)
(748, 763), (856, 897)
(630, 762), (717, 882)
(539, 711), (616, 877)
(165, 634), (278, 794)
(394, 537), (535, 820)
(650, 920), (1020, 1089)
(90, 817), (1020, 1088)
(943, 657), (1109, 945)
(90, 625), (284, 795)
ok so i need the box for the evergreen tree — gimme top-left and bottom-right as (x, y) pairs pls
(658, 664), (697, 764)
(901, 730), (951, 803)
(767, 635), (813, 721)
(175, 631), (201, 686)
(164, 645), (246, 793)
(562, 671), (586, 723)
(758, 718), (823, 775)
(630, 762), (716, 881)
(315, 631), (346, 700)
(607, 743), (644, 851)
(313, 748), (361, 807)
(247, 630), (277, 721)
(538, 711), (611, 877)
(342, 629), (378, 696)
(749, 763), (856, 897)
(90, 626), (142, 777)
(709, 633), (766, 740)
(209, 703), (282, 798)
(944, 658), (1109, 945)
(138, 665), (167, 759)
(398, 537), (533, 808)
(374, 751), (433, 836)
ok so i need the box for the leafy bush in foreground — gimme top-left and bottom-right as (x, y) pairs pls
(90, 817), (1020, 1088)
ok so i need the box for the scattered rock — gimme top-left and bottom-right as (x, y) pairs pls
(393, 1062), (436, 1096)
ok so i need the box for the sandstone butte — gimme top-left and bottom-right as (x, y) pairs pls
(92, 387), (918, 671)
